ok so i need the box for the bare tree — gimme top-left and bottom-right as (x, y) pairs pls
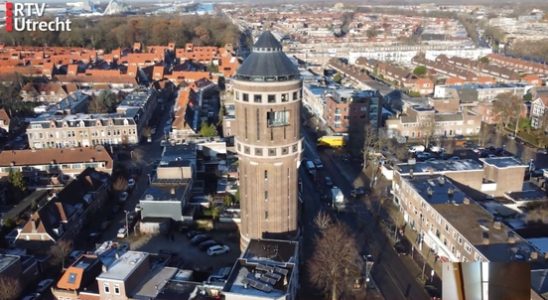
(50, 240), (73, 270)
(418, 117), (436, 149)
(308, 217), (363, 300)
(492, 93), (522, 132)
(314, 211), (333, 231)
(0, 276), (21, 300)
(112, 176), (128, 193)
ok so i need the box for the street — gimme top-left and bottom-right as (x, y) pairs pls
(299, 126), (431, 300)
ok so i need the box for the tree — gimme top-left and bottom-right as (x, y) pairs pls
(366, 28), (378, 39)
(112, 176), (128, 193)
(479, 56), (489, 64)
(492, 93), (523, 131)
(88, 90), (118, 113)
(332, 72), (342, 84)
(8, 169), (26, 193)
(199, 121), (218, 137)
(308, 216), (362, 300)
(50, 240), (73, 270)
(413, 65), (427, 77)
(0, 276), (21, 300)
(418, 117), (436, 148)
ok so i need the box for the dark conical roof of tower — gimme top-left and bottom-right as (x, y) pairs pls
(236, 31), (300, 82)
(253, 31), (283, 50)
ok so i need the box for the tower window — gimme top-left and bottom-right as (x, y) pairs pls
(267, 111), (289, 127)
(281, 93), (289, 102)
(255, 148), (263, 156)
(293, 91), (298, 100)
(244, 146), (250, 154)
(265, 211), (269, 220)
(281, 147), (289, 155)
(264, 191), (268, 199)
(264, 170), (268, 179)
(254, 94), (262, 103)
(243, 93), (249, 102)
(268, 95), (276, 103)
(235, 91), (240, 100)
(268, 149), (276, 156)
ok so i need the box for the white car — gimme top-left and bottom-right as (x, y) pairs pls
(37, 278), (54, 292)
(117, 227), (127, 239)
(119, 192), (128, 202)
(207, 245), (230, 256)
(127, 178), (136, 189)
(408, 145), (425, 153)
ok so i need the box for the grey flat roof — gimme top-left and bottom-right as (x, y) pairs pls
(141, 183), (190, 202)
(480, 157), (527, 168)
(397, 159), (483, 174)
(97, 251), (148, 281)
(135, 266), (178, 298)
(0, 255), (19, 273)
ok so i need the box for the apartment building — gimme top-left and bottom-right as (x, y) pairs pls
(324, 89), (382, 133)
(385, 104), (481, 140)
(302, 84), (328, 124)
(393, 174), (534, 263)
(27, 89), (157, 149)
(530, 95), (548, 130)
(52, 254), (104, 300)
(434, 83), (533, 101)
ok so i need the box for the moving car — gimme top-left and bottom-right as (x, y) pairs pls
(119, 192), (128, 202)
(117, 227), (127, 239)
(36, 278), (54, 292)
(207, 245), (230, 256)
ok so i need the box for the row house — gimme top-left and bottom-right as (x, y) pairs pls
(327, 58), (373, 90)
(377, 62), (435, 95)
(386, 104), (482, 140)
(0, 108), (10, 134)
(20, 82), (69, 103)
(488, 53), (548, 75)
(55, 70), (138, 89)
(115, 89), (159, 134)
(27, 114), (139, 149)
(530, 95), (548, 131)
(165, 70), (214, 85)
(119, 52), (164, 67)
(15, 168), (110, 253)
(0, 147), (113, 177)
(176, 43), (219, 64)
(443, 55), (520, 82)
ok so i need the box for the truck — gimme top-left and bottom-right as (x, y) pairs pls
(317, 135), (346, 148)
(305, 160), (316, 177)
(331, 186), (345, 210)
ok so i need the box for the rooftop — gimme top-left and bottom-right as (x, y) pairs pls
(397, 159), (483, 174)
(141, 181), (191, 202)
(223, 239), (298, 298)
(480, 157), (527, 169)
(97, 251), (149, 281)
(134, 266), (178, 299)
(0, 254), (19, 273)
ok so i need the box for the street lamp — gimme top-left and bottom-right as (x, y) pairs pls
(124, 210), (130, 237)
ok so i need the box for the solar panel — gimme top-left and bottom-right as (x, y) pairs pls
(263, 272), (282, 282)
(274, 267), (289, 276)
(244, 275), (273, 293)
(258, 274), (277, 285)
(68, 272), (78, 284)
(255, 263), (275, 273)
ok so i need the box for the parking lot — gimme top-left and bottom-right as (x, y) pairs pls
(130, 229), (241, 272)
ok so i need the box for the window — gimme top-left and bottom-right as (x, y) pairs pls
(114, 284), (120, 295)
(268, 94), (276, 103)
(103, 283), (110, 294)
(264, 211), (269, 220)
(254, 94), (262, 103)
(244, 147), (250, 154)
(267, 111), (290, 127)
(281, 147), (289, 155)
(235, 91), (240, 100)
(293, 91), (298, 100)
(264, 191), (268, 199)
(264, 170), (268, 179)
(268, 149), (276, 156)
(255, 148), (263, 156)
(281, 93), (289, 102)
(242, 93), (249, 102)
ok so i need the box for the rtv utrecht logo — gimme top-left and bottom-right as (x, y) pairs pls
(5, 2), (72, 32)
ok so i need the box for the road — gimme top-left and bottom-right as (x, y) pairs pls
(299, 126), (430, 300)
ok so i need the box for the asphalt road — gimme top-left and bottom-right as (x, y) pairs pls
(300, 127), (430, 300)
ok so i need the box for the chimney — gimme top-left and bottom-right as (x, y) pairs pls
(482, 232), (490, 245)
(102, 265), (108, 272)
(85, 175), (93, 186)
(530, 251), (538, 260)
(427, 187), (433, 198)
(170, 188), (176, 195)
(493, 221), (502, 230)
(463, 197), (470, 205)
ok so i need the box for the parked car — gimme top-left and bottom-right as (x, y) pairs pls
(117, 227), (127, 239)
(416, 152), (432, 160)
(207, 245), (230, 256)
(186, 230), (201, 239)
(313, 159), (324, 169)
(119, 192), (128, 202)
(21, 293), (41, 300)
(324, 176), (333, 187)
(127, 178), (136, 189)
(190, 234), (210, 245)
(36, 278), (54, 292)
(350, 187), (366, 198)
(408, 145), (425, 153)
(198, 240), (218, 251)
(394, 239), (411, 256)
(429, 145), (443, 153)
(448, 156), (460, 161)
